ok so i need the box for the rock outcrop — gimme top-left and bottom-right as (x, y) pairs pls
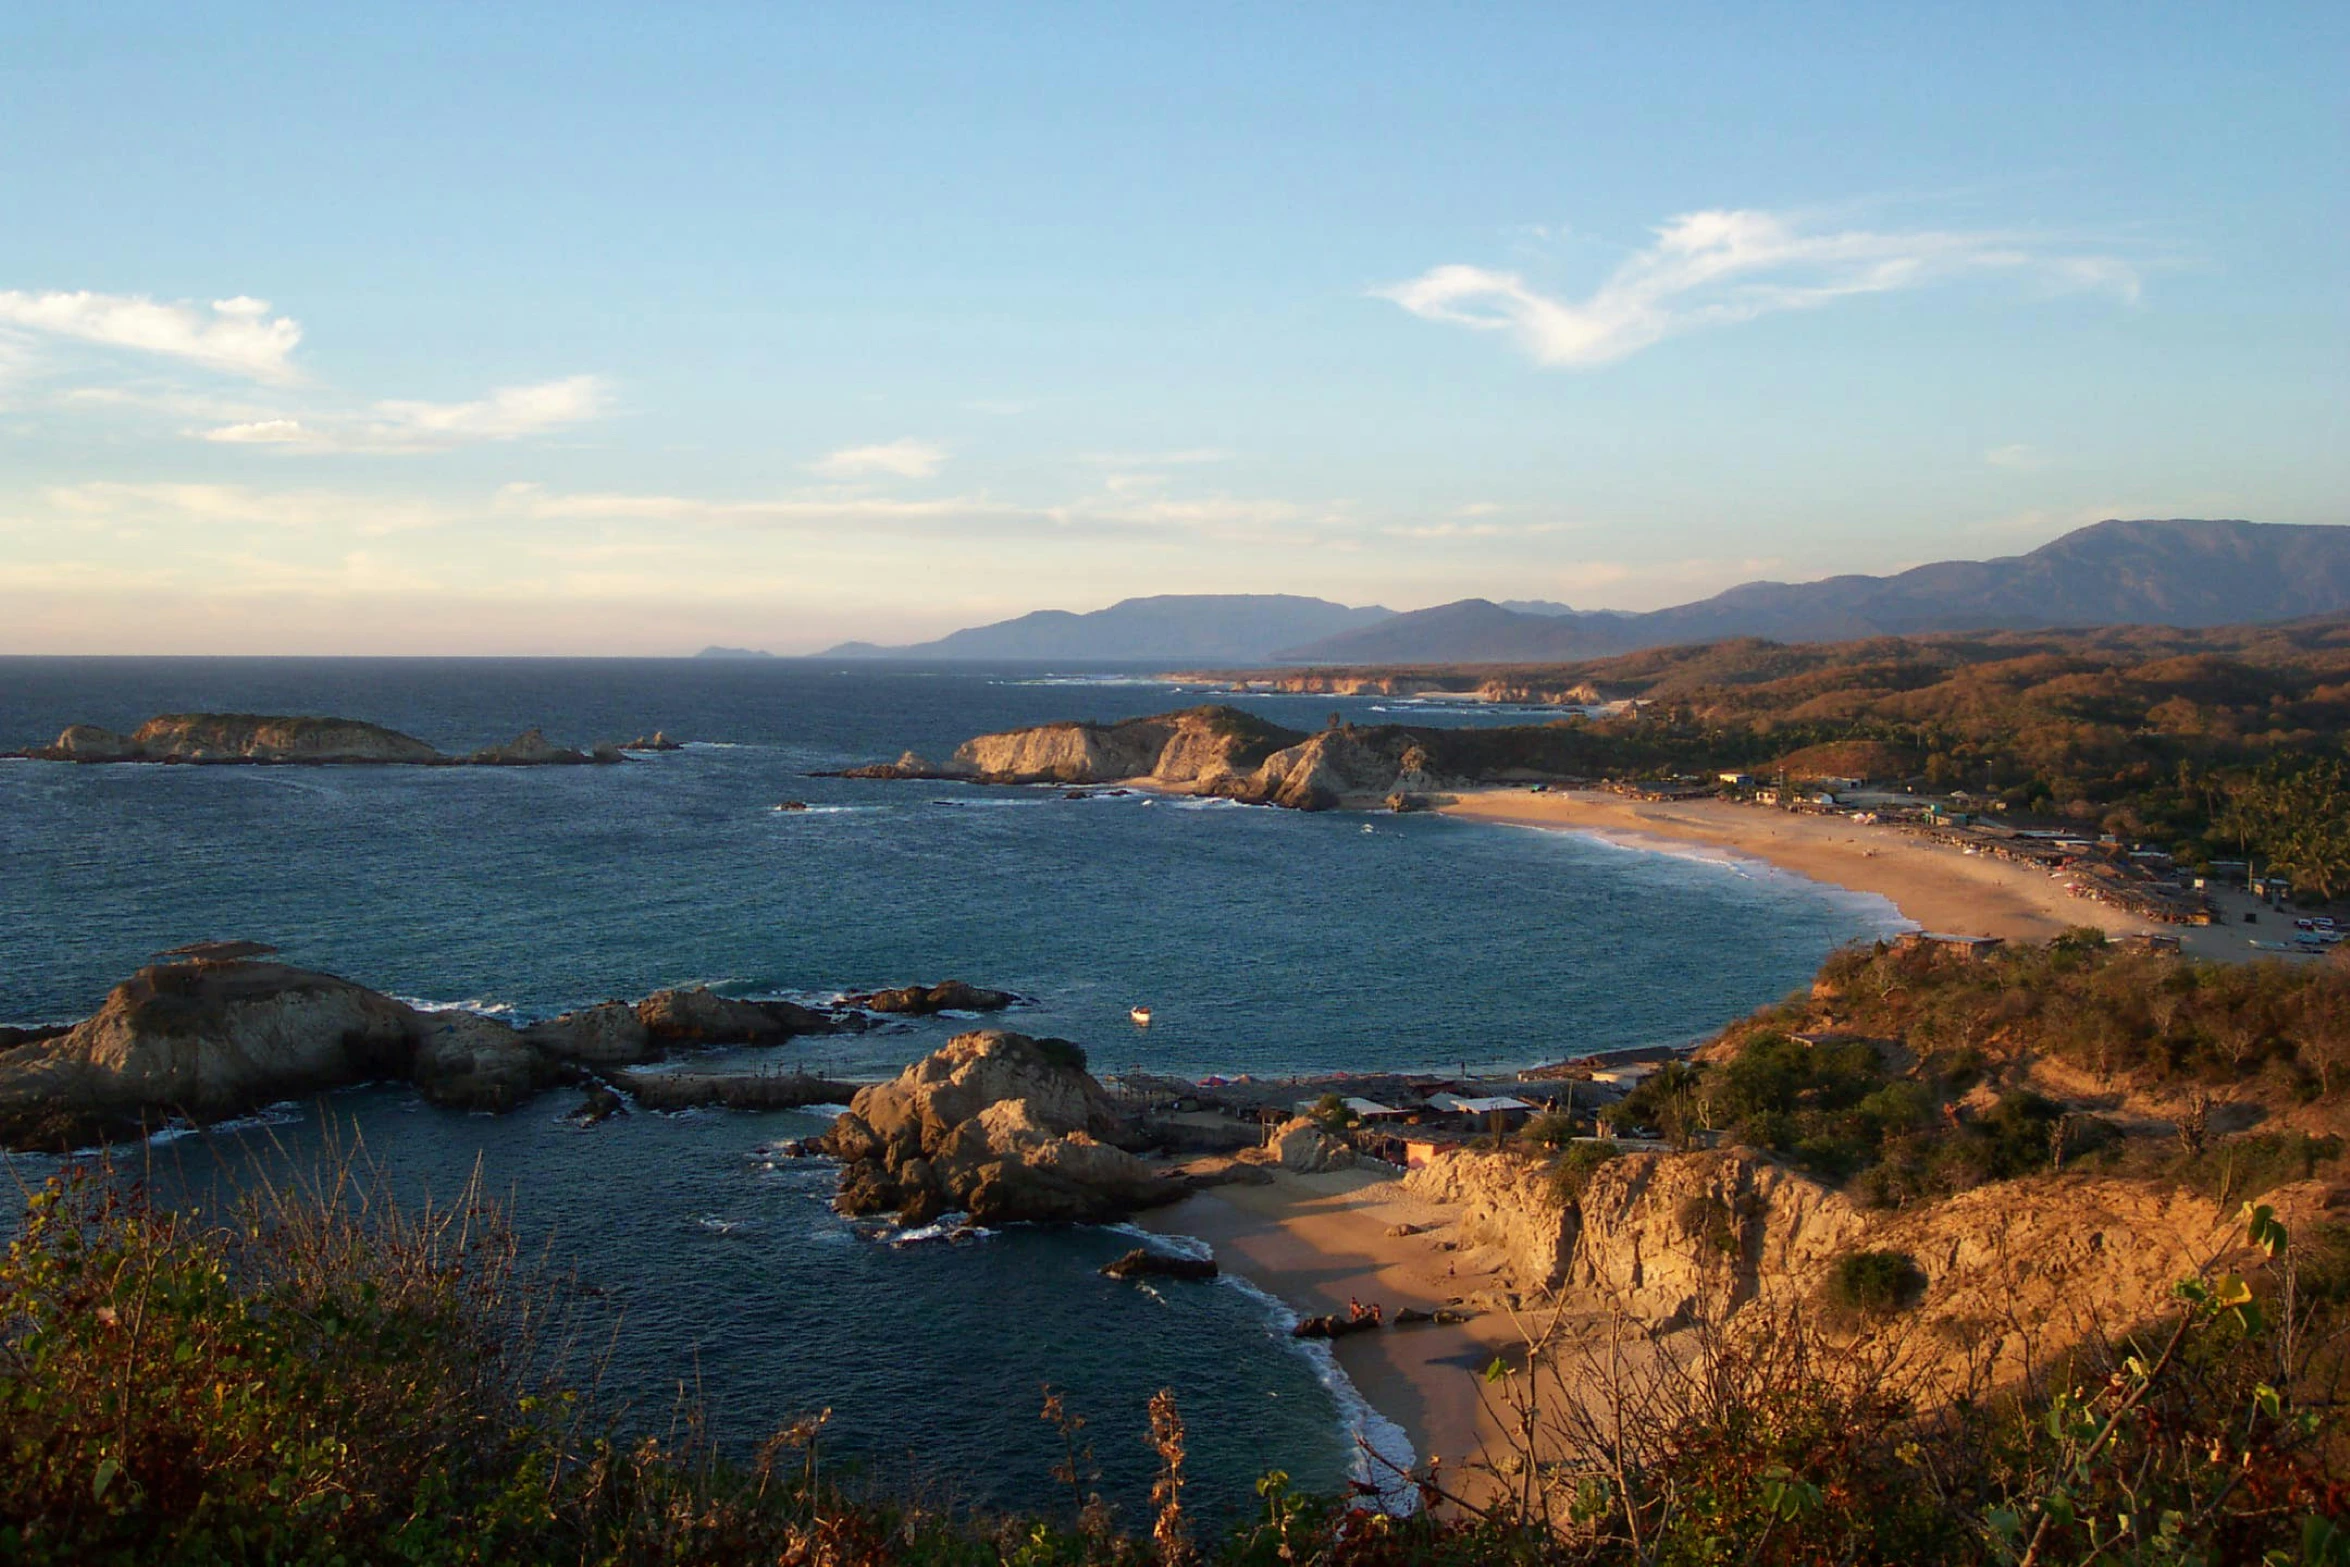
(521, 1001), (656, 1065)
(14, 714), (632, 767)
(825, 1031), (1170, 1225)
(943, 706), (1305, 793)
(0, 963), (434, 1143)
(0, 964), (853, 1148)
(1102, 1246), (1218, 1281)
(635, 986), (837, 1043)
(470, 728), (603, 766)
(838, 980), (1016, 1016)
(1406, 1144), (2246, 1376)
(1266, 1116), (1358, 1173)
(413, 1009), (558, 1110)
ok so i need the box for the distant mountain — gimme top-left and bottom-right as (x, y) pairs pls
(694, 645), (775, 659)
(1497, 599), (1580, 617)
(820, 594), (1394, 662)
(1279, 520), (2350, 663)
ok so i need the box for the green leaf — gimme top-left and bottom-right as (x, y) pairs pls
(92, 1457), (119, 1501)
(1482, 1356), (1509, 1384)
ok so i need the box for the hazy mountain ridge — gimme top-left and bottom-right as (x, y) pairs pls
(1277, 519), (2350, 662)
(819, 593), (1393, 661)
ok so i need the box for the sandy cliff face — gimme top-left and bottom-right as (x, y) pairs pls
(1408, 1145), (2238, 1368)
(1406, 1147), (1579, 1287)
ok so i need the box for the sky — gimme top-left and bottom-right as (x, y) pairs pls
(1, 3), (2343, 655)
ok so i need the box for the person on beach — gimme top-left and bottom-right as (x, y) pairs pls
(1348, 1295), (1365, 1321)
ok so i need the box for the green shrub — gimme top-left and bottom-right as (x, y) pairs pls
(1824, 1250), (1926, 1319)
(1034, 1036), (1088, 1072)
(1545, 1140), (1623, 1206)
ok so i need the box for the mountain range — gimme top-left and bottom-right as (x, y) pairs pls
(813, 520), (2350, 665)
(821, 593), (1393, 662)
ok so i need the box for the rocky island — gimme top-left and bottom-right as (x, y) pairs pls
(0, 956), (1011, 1147)
(11, 713), (648, 766)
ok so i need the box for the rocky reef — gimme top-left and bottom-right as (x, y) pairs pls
(0, 964), (848, 1148)
(13, 713), (638, 766)
(824, 1031), (1176, 1225)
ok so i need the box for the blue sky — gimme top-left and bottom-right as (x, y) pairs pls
(2, 3), (2342, 653)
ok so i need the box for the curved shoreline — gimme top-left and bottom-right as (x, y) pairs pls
(1441, 787), (2158, 946)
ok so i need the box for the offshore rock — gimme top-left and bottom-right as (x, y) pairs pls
(1102, 1247), (1218, 1281)
(0, 962), (428, 1143)
(14, 713), (625, 768)
(824, 1031), (1167, 1224)
(471, 727), (607, 766)
(839, 979), (1016, 1016)
(29, 714), (442, 764)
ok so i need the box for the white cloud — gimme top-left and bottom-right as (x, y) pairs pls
(0, 290), (303, 381)
(196, 374), (612, 452)
(1983, 443), (2049, 471)
(807, 437), (947, 479)
(43, 480), (463, 534)
(1375, 208), (2141, 367)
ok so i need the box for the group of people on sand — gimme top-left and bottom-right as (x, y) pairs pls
(1347, 1295), (1383, 1326)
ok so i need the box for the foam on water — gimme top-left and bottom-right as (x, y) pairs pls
(1103, 1225), (1419, 1514)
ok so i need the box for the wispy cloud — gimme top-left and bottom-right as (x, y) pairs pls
(807, 437), (946, 480)
(44, 480), (464, 535)
(1983, 443), (2049, 471)
(1375, 207), (2141, 367)
(0, 291), (304, 381)
(199, 374), (612, 453)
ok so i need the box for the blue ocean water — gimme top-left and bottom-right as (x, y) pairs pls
(0, 657), (1901, 1519)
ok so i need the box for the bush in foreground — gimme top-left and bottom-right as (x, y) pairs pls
(4, 1155), (2345, 1564)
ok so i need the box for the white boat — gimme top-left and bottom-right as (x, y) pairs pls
(1129, 1006), (1153, 1026)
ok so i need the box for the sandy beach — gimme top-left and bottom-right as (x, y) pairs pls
(1136, 1168), (1526, 1496)
(1437, 786), (2276, 956)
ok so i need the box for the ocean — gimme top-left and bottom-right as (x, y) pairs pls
(0, 656), (1903, 1522)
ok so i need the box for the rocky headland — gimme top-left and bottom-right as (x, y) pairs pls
(0, 958), (1005, 1149)
(837, 704), (1452, 811)
(11, 713), (645, 766)
(823, 1031), (1181, 1225)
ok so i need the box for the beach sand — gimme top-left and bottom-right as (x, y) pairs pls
(1442, 787), (2162, 946)
(1136, 1168), (1523, 1492)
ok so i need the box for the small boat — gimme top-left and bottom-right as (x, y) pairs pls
(1129, 1006), (1153, 1026)
(776, 800), (810, 812)
(1361, 823), (1375, 834)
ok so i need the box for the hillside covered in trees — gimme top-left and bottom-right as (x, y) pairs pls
(1237, 615), (2350, 895)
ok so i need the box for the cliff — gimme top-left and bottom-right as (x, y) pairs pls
(14, 714), (631, 766)
(1406, 1144), (2238, 1378)
(866, 705), (1441, 810)
(942, 705), (1304, 792)
(825, 1031), (1174, 1224)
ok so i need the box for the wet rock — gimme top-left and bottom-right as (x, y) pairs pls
(1102, 1247), (1218, 1281)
